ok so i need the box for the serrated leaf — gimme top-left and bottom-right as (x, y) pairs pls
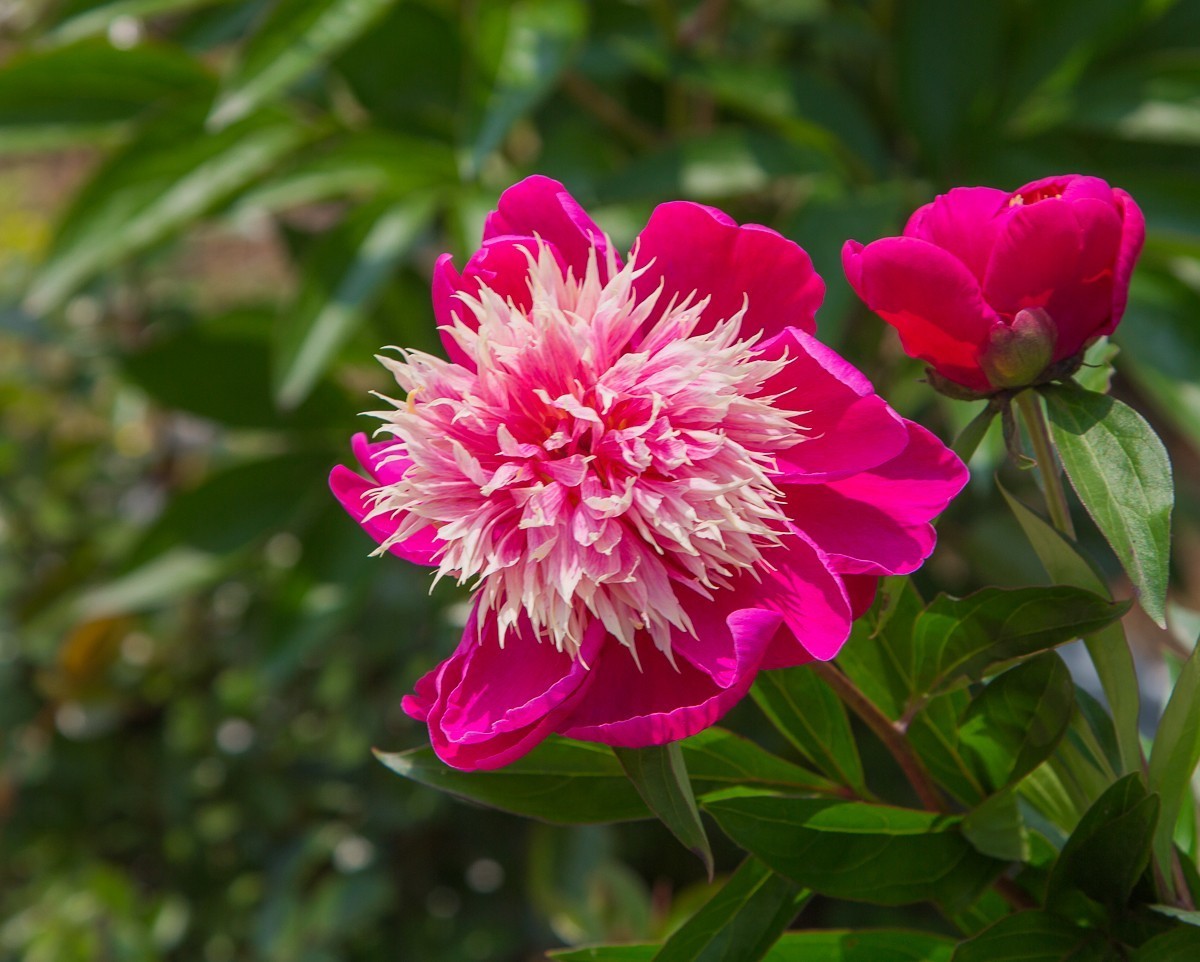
(1147, 639), (1200, 875)
(962, 790), (1030, 862)
(1042, 382), (1173, 627)
(377, 728), (832, 825)
(614, 743), (713, 878)
(208, 0), (399, 129)
(274, 197), (434, 409)
(912, 586), (1129, 696)
(958, 653), (1075, 794)
(466, 0), (587, 176)
(1047, 773), (1160, 911)
(27, 108), (307, 313)
(998, 479), (1142, 775)
(651, 858), (805, 962)
(752, 666), (866, 794)
(952, 910), (1117, 962)
(703, 794), (1002, 909)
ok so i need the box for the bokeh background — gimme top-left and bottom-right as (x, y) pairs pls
(2, 1), (1200, 959)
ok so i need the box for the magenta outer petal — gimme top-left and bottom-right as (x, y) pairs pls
(982, 199), (1084, 321)
(758, 327), (909, 482)
(903, 186), (1009, 282)
(842, 237), (998, 392)
(483, 175), (616, 282)
(842, 574), (880, 619)
(434, 238), (560, 369)
(329, 434), (442, 565)
(750, 534), (853, 668)
(411, 610), (603, 770)
(632, 201), (824, 340)
(785, 420), (969, 576)
(559, 601), (781, 747)
(1111, 189), (1145, 330)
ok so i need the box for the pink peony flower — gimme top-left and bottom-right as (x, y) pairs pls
(331, 176), (968, 770)
(842, 175), (1145, 394)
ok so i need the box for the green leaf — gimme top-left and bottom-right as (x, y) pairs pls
(962, 790), (1030, 863)
(1130, 926), (1200, 961)
(127, 453), (330, 565)
(1042, 381), (1173, 627)
(274, 197), (434, 409)
(122, 308), (358, 429)
(233, 130), (456, 212)
(598, 129), (827, 204)
(754, 930), (957, 961)
(1047, 773), (1160, 911)
(0, 39), (213, 153)
(208, 0), (400, 129)
(377, 729), (831, 825)
(650, 858), (805, 962)
(554, 930), (958, 962)
(703, 794), (1001, 909)
(465, 0), (587, 177)
(551, 947), (657, 962)
(835, 578), (925, 720)
(957, 653), (1075, 794)
(912, 586), (1129, 696)
(894, 0), (1004, 168)
(752, 667), (866, 794)
(69, 548), (227, 619)
(951, 910), (1116, 962)
(908, 689), (987, 806)
(1147, 639), (1200, 874)
(682, 729), (839, 798)
(27, 108), (307, 314)
(998, 479), (1142, 775)
(49, 1), (235, 46)
(614, 743), (713, 878)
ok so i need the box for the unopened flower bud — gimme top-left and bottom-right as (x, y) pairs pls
(980, 308), (1057, 389)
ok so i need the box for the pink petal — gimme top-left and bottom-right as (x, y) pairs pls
(329, 436), (442, 565)
(982, 198), (1083, 322)
(842, 574), (879, 619)
(842, 237), (998, 392)
(757, 327), (909, 482)
(752, 533), (853, 667)
(1111, 188), (1145, 330)
(633, 201), (824, 341)
(559, 608), (776, 748)
(903, 186), (1009, 282)
(434, 238), (560, 368)
(785, 420), (968, 577)
(416, 609), (602, 770)
(483, 175), (616, 283)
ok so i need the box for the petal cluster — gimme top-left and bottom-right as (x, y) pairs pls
(842, 175), (1145, 393)
(332, 176), (968, 770)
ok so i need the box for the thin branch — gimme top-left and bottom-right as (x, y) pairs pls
(812, 662), (948, 813)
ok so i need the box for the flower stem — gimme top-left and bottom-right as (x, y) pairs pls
(812, 662), (947, 813)
(1014, 390), (1075, 539)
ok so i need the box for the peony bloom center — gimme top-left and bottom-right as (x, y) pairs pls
(364, 244), (806, 662)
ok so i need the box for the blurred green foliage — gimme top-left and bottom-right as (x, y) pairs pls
(2, 0), (1200, 959)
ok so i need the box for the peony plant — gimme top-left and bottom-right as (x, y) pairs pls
(333, 175), (1189, 959)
